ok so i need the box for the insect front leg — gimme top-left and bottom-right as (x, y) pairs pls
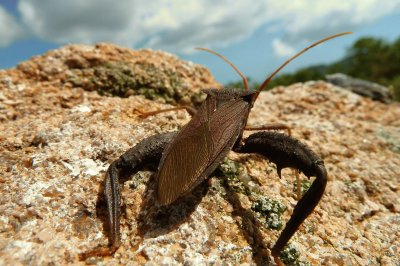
(234, 131), (327, 264)
(104, 132), (176, 250)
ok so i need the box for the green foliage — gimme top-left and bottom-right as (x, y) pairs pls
(225, 77), (260, 91)
(226, 36), (400, 101)
(268, 66), (326, 88)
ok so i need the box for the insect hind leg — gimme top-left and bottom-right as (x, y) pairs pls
(234, 131), (327, 262)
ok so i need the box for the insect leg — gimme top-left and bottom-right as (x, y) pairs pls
(104, 132), (177, 249)
(234, 131), (327, 262)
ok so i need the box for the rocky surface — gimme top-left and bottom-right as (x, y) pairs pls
(0, 44), (399, 265)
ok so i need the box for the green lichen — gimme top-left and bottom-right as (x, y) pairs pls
(218, 159), (286, 230)
(280, 245), (311, 266)
(293, 179), (312, 197)
(376, 129), (400, 154)
(217, 159), (314, 263)
(251, 195), (286, 230)
(67, 61), (193, 105)
(218, 159), (251, 196)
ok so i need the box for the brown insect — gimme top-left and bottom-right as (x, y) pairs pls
(84, 32), (351, 265)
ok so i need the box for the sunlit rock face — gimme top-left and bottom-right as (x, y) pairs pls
(0, 44), (399, 265)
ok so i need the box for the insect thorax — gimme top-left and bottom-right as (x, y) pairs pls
(202, 88), (257, 104)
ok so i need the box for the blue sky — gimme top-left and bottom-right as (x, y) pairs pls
(1, 0), (399, 84)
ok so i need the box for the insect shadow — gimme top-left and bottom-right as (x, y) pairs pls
(95, 165), (209, 242)
(94, 164), (270, 264)
(135, 172), (209, 238)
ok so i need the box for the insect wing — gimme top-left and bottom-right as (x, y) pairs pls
(157, 122), (212, 205)
(157, 97), (250, 205)
(208, 99), (249, 157)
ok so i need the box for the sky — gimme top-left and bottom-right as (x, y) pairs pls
(0, 0), (399, 84)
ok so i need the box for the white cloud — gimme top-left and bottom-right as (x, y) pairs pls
(0, 6), (25, 47)
(18, 0), (138, 44)
(6, 0), (400, 54)
(272, 38), (296, 57)
(264, 0), (400, 53)
(16, 0), (269, 52)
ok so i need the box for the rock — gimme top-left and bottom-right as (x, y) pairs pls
(0, 44), (399, 265)
(325, 73), (392, 103)
(15, 43), (221, 106)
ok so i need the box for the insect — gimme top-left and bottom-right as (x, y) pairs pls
(89, 32), (351, 264)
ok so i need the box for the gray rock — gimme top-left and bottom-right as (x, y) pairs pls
(326, 73), (392, 103)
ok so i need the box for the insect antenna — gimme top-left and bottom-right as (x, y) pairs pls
(253, 32), (352, 101)
(196, 47), (249, 91)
